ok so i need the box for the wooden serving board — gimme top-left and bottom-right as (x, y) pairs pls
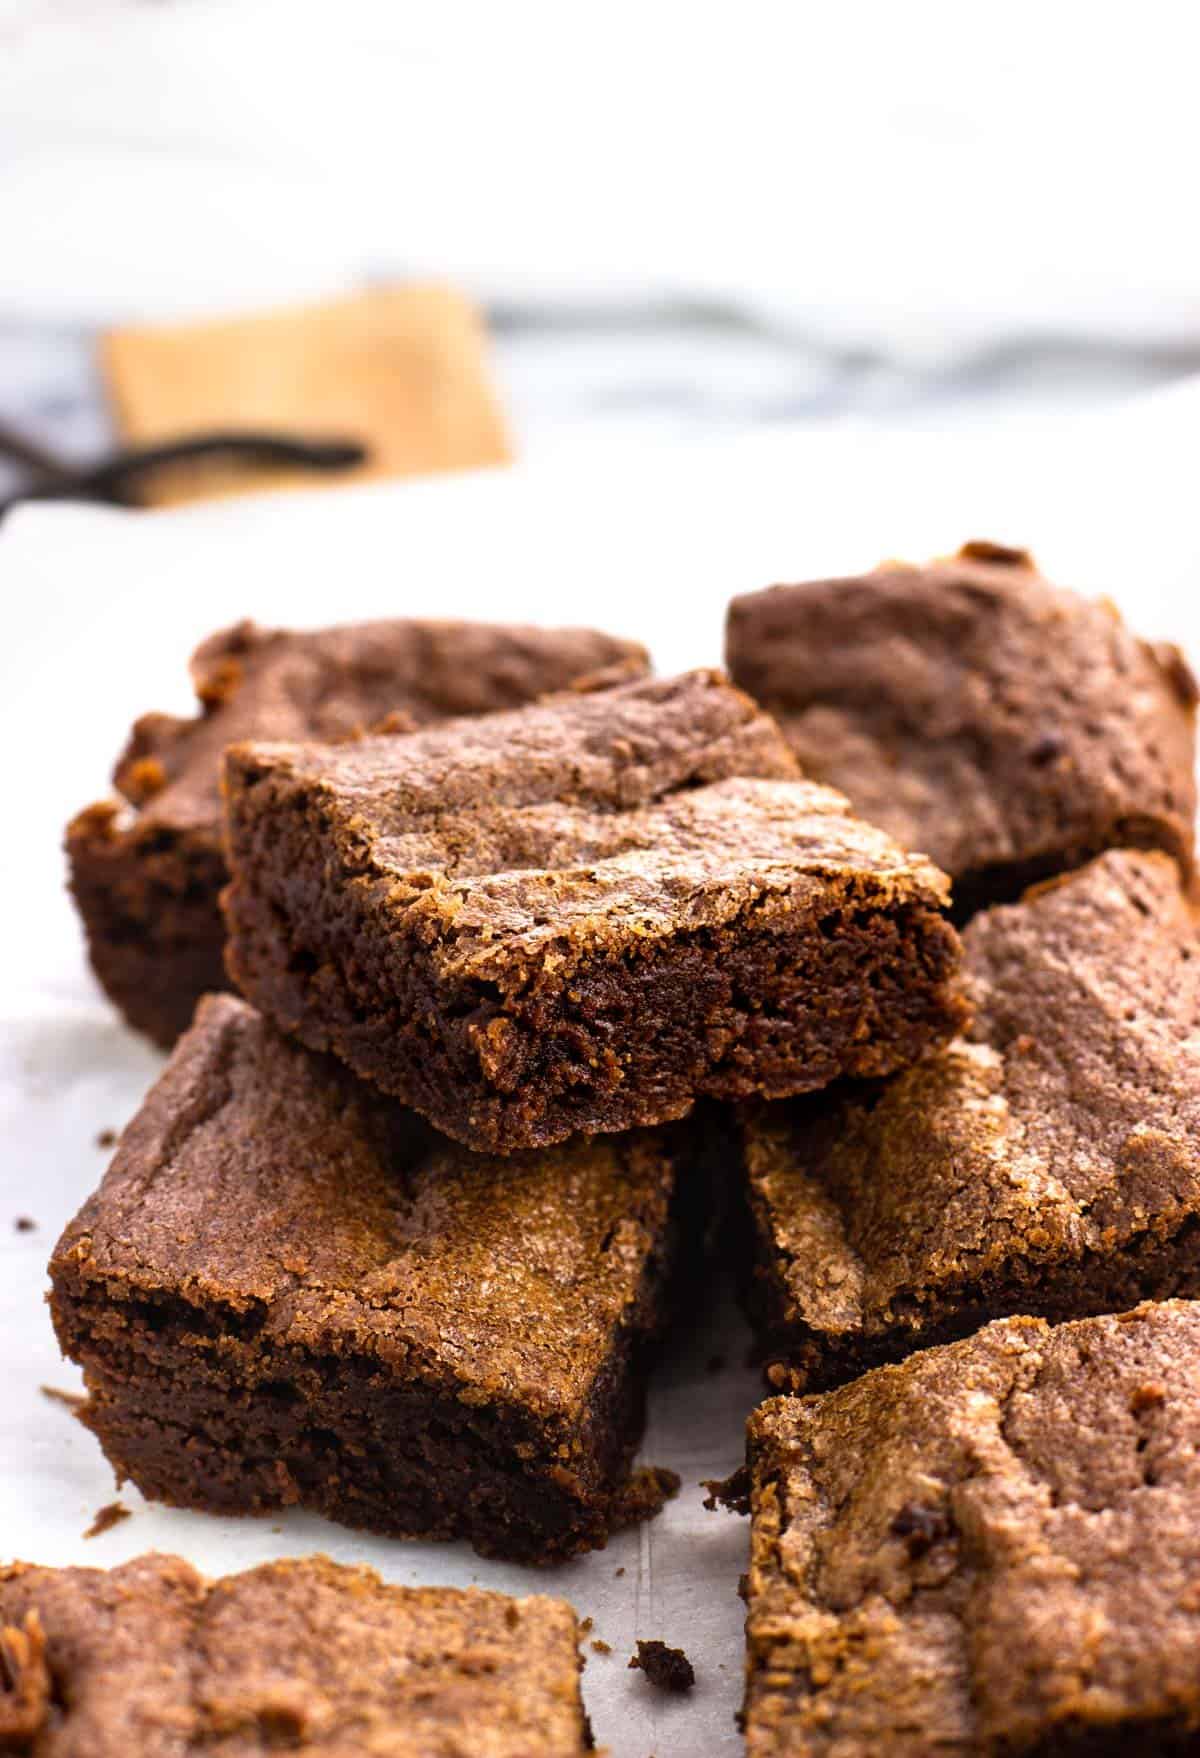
(100, 285), (511, 506)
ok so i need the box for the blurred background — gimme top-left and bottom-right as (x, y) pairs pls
(3, 2), (1200, 491)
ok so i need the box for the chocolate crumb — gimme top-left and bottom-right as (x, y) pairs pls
(95, 1129), (118, 1149)
(591, 1638), (611, 1655)
(702, 1465), (750, 1514)
(628, 1640), (695, 1693)
(617, 1464), (681, 1523)
(956, 539), (1034, 569)
(614, 1567), (625, 1578)
(83, 1501), (131, 1540)
(13, 1216), (36, 1233)
(40, 1385), (86, 1414)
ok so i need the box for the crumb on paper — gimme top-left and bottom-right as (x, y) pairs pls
(591, 1638), (612, 1655)
(95, 1128), (118, 1149)
(628, 1639), (695, 1693)
(702, 1465), (750, 1514)
(579, 1616), (593, 1635)
(84, 1501), (131, 1540)
(617, 1463), (680, 1523)
(614, 1566), (625, 1578)
(13, 1216), (36, 1233)
(40, 1385), (86, 1414)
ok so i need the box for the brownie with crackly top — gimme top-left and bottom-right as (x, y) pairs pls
(726, 542), (1197, 916)
(0, 1553), (592, 1755)
(221, 668), (966, 1153)
(67, 616), (648, 1047)
(49, 993), (689, 1564)
(742, 849), (1200, 1392)
(741, 1302), (1200, 1756)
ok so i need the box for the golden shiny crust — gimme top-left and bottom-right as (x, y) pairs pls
(743, 849), (1200, 1389)
(726, 545), (1197, 910)
(223, 670), (965, 1151)
(743, 1302), (1200, 1756)
(0, 1554), (589, 1755)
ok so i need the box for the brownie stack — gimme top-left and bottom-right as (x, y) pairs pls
(54, 637), (966, 1569)
(28, 546), (1200, 1755)
(724, 542), (1200, 1755)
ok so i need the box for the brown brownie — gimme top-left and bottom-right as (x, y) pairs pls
(0, 1553), (591, 1755)
(725, 541), (1197, 915)
(742, 848), (1200, 1391)
(222, 669), (966, 1153)
(67, 616), (649, 1048)
(741, 1301), (1200, 1756)
(49, 993), (687, 1564)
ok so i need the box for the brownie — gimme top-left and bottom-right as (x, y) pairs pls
(67, 616), (649, 1047)
(50, 993), (687, 1564)
(0, 1553), (591, 1755)
(222, 668), (966, 1153)
(741, 1301), (1200, 1756)
(725, 541), (1197, 915)
(742, 848), (1200, 1392)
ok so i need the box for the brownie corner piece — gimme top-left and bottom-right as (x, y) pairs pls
(222, 667), (966, 1151)
(743, 1301), (1200, 1756)
(66, 615), (649, 1048)
(49, 992), (689, 1564)
(741, 846), (1200, 1392)
(0, 1553), (592, 1755)
(725, 543), (1198, 912)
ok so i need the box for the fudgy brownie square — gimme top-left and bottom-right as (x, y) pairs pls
(222, 669), (966, 1153)
(50, 994), (686, 1564)
(726, 541), (1197, 915)
(0, 1554), (591, 1755)
(742, 849), (1200, 1391)
(740, 1302), (1200, 1757)
(67, 616), (648, 1047)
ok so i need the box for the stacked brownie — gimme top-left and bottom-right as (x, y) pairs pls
(35, 547), (1200, 1751)
(53, 661), (965, 1567)
(67, 615), (650, 1047)
(724, 544), (1200, 1753)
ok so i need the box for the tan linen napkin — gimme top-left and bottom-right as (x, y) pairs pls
(100, 285), (511, 506)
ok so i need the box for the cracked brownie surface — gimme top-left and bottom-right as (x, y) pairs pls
(67, 616), (648, 1047)
(742, 849), (1200, 1391)
(50, 994), (686, 1563)
(744, 1302), (1200, 1756)
(726, 542), (1197, 915)
(222, 668), (966, 1152)
(0, 1553), (591, 1755)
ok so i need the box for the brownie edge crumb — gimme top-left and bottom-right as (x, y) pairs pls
(83, 1502), (131, 1541)
(629, 1640), (695, 1692)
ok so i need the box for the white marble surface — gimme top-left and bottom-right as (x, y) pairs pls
(4, 388), (1200, 1753)
(3, 1), (1200, 489)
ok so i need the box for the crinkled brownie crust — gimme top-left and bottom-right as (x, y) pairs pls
(223, 669), (966, 1152)
(67, 616), (648, 1047)
(742, 1302), (1200, 1757)
(50, 994), (689, 1564)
